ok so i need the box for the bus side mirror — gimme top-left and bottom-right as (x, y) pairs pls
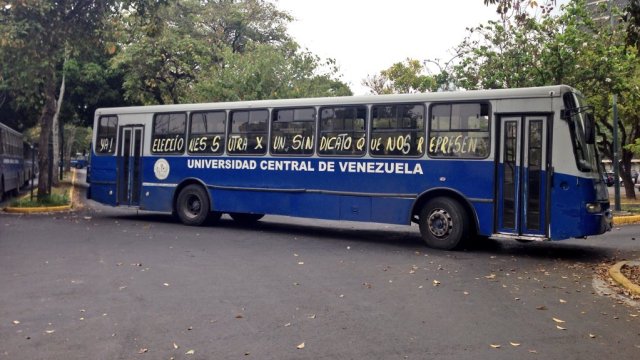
(585, 113), (595, 145)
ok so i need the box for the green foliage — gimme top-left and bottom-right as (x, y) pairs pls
(191, 43), (351, 102)
(362, 59), (441, 94)
(112, 0), (350, 104)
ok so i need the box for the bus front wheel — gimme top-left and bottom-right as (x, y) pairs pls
(176, 185), (211, 226)
(419, 197), (469, 250)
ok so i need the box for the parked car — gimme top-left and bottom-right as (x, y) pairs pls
(70, 156), (88, 169)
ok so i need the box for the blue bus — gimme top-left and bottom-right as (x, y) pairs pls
(0, 122), (25, 201)
(88, 85), (611, 249)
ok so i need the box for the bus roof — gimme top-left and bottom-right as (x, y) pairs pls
(0, 122), (23, 136)
(95, 85), (575, 116)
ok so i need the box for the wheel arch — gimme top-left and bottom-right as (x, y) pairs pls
(172, 178), (213, 213)
(411, 188), (480, 236)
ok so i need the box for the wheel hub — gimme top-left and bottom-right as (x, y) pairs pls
(187, 196), (201, 217)
(428, 209), (452, 238)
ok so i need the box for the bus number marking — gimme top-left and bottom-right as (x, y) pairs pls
(99, 137), (114, 153)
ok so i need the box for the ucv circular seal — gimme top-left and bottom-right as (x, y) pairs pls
(154, 158), (170, 180)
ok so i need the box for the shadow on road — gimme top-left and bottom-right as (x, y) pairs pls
(95, 210), (619, 264)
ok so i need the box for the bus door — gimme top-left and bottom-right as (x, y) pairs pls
(117, 126), (144, 206)
(496, 115), (549, 238)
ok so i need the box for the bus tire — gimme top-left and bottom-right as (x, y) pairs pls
(419, 197), (469, 250)
(176, 184), (211, 226)
(229, 213), (264, 224)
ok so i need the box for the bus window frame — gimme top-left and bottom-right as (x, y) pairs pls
(95, 115), (119, 156)
(270, 107), (317, 157)
(427, 101), (492, 160)
(317, 105), (368, 158)
(187, 110), (228, 156)
(151, 112), (187, 155)
(227, 108), (269, 156)
(369, 103), (426, 158)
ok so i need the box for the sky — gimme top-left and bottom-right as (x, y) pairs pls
(271, 0), (502, 95)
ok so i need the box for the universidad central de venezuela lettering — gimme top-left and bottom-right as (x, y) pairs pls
(187, 159), (424, 175)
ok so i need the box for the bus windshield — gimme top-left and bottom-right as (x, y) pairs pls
(563, 93), (600, 173)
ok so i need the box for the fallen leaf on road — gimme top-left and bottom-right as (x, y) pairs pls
(163, 283), (170, 287)
(552, 317), (565, 323)
(297, 262), (304, 265)
(536, 306), (548, 310)
(433, 280), (441, 286)
(137, 348), (148, 354)
(185, 349), (195, 355)
(556, 325), (566, 330)
(45, 330), (55, 334)
(589, 334), (596, 338)
(173, 342), (179, 349)
(297, 342), (305, 349)
(559, 299), (567, 303)
(510, 342), (521, 347)
(485, 274), (496, 279)
(12, 320), (20, 325)
(284, 322), (291, 327)
(490, 344), (501, 348)
(307, 314), (316, 319)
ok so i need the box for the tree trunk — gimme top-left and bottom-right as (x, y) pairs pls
(64, 126), (77, 172)
(51, 68), (66, 185)
(621, 149), (637, 200)
(36, 81), (57, 199)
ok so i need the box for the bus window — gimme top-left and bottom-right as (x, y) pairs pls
(270, 108), (316, 156)
(96, 116), (118, 154)
(370, 104), (425, 157)
(188, 111), (226, 155)
(318, 106), (367, 156)
(152, 113), (186, 154)
(228, 109), (268, 155)
(428, 103), (490, 159)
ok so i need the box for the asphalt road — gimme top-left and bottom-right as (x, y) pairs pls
(1, 176), (640, 359)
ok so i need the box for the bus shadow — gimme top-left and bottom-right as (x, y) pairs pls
(104, 212), (426, 249)
(101, 211), (616, 261)
(467, 237), (617, 263)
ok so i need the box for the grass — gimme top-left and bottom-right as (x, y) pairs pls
(9, 182), (72, 208)
(612, 193), (640, 214)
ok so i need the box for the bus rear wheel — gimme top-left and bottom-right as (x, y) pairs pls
(419, 197), (469, 250)
(176, 184), (211, 226)
(229, 213), (264, 224)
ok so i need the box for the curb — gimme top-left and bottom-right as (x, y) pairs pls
(4, 204), (73, 213)
(609, 261), (640, 296)
(613, 215), (640, 225)
(2, 170), (77, 214)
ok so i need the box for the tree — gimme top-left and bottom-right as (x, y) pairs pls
(113, 0), (349, 104)
(0, 0), (164, 198)
(191, 42), (351, 102)
(458, 0), (639, 198)
(362, 59), (448, 94)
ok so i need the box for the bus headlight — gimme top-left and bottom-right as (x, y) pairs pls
(586, 202), (602, 213)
